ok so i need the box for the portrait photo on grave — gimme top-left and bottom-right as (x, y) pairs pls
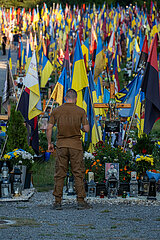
(105, 163), (119, 180)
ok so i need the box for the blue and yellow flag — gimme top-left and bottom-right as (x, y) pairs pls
(94, 34), (105, 82)
(41, 54), (54, 88)
(71, 33), (88, 107)
(117, 72), (143, 117)
(8, 48), (12, 70)
(25, 44), (32, 73)
(135, 91), (145, 138)
(83, 86), (98, 152)
(51, 67), (68, 105)
(81, 38), (89, 69)
(71, 33), (88, 91)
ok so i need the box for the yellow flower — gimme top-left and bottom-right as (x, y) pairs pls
(13, 148), (18, 151)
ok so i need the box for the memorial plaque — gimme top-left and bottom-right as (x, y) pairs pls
(105, 120), (120, 133)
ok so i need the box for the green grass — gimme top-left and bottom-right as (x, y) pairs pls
(31, 155), (55, 191)
(100, 209), (111, 213)
(39, 233), (54, 237)
(111, 225), (117, 229)
(0, 216), (40, 229)
(16, 206), (28, 209)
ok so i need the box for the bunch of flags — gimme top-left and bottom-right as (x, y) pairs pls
(2, 1), (160, 153)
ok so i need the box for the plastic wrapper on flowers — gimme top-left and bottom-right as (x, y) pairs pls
(3, 149), (34, 170)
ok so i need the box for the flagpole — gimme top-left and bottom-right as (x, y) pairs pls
(39, 92), (53, 123)
(0, 135), (8, 159)
(50, 98), (55, 112)
(123, 87), (142, 151)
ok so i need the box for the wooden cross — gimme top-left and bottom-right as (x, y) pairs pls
(0, 105), (10, 121)
(94, 82), (131, 121)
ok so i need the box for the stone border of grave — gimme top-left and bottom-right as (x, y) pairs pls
(0, 188), (35, 202)
(61, 192), (160, 206)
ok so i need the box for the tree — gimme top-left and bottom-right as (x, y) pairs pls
(5, 107), (30, 153)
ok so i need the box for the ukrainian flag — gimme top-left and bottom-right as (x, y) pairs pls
(135, 91), (145, 138)
(51, 67), (68, 105)
(97, 77), (104, 116)
(71, 33), (88, 108)
(83, 86), (101, 152)
(94, 34), (105, 83)
(118, 72), (143, 118)
(151, 19), (158, 38)
(81, 38), (89, 69)
(41, 54), (54, 88)
(25, 44), (32, 73)
(8, 48), (12, 70)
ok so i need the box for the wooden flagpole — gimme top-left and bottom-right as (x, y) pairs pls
(123, 87), (142, 150)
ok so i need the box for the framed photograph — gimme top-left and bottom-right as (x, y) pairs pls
(105, 163), (119, 180)
(40, 117), (48, 130)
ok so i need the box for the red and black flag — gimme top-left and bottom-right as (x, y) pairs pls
(141, 33), (160, 134)
(137, 35), (148, 70)
(17, 88), (39, 155)
(62, 40), (71, 79)
(91, 40), (97, 73)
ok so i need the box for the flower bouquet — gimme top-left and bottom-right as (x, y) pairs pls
(3, 149), (34, 170)
(135, 154), (154, 176)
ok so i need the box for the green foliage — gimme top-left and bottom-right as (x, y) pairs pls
(39, 130), (48, 153)
(5, 107), (30, 153)
(39, 127), (57, 153)
(133, 134), (154, 155)
(1, 0), (158, 10)
(152, 143), (160, 170)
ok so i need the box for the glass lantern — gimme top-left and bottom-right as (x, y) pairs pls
(88, 180), (96, 197)
(1, 161), (9, 179)
(67, 175), (75, 196)
(1, 179), (11, 198)
(141, 174), (149, 196)
(130, 171), (138, 197)
(107, 173), (118, 198)
(13, 178), (22, 197)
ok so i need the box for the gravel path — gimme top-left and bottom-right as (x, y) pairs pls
(0, 191), (160, 240)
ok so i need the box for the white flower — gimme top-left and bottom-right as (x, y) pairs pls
(18, 160), (22, 164)
(84, 151), (95, 160)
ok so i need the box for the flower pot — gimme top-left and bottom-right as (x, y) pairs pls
(45, 151), (51, 162)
